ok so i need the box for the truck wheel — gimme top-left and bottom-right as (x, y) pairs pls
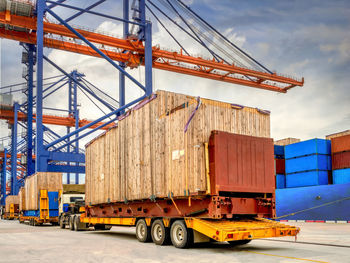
(74, 216), (80, 231)
(170, 220), (193, 248)
(136, 219), (151, 243)
(59, 216), (65, 229)
(228, 240), (251, 246)
(69, 216), (75, 231)
(151, 219), (170, 245)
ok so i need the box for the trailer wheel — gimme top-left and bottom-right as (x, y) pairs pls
(151, 219), (170, 245)
(228, 240), (251, 246)
(170, 220), (193, 248)
(69, 216), (75, 231)
(59, 216), (65, 229)
(136, 219), (151, 243)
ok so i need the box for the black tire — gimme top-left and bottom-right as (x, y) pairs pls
(69, 216), (75, 231)
(135, 219), (152, 243)
(151, 219), (170, 245)
(59, 216), (65, 229)
(228, 240), (252, 246)
(74, 216), (80, 231)
(29, 218), (33, 226)
(170, 220), (193, 249)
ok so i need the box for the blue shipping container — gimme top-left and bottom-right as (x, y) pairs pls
(276, 174), (286, 189)
(285, 154), (331, 174)
(286, 170), (329, 188)
(276, 183), (350, 220)
(274, 145), (284, 157)
(285, 139), (331, 159)
(333, 168), (350, 184)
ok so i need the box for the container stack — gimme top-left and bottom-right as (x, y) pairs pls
(331, 134), (350, 184)
(274, 145), (285, 189)
(285, 139), (331, 188)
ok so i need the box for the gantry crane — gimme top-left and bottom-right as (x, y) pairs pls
(0, 0), (304, 199)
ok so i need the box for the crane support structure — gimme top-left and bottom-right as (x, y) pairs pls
(0, 108), (114, 130)
(0, 11), (303, 93)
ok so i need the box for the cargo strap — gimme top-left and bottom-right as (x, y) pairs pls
(274, 196), (350, 219)
(184, 97), (201, 133)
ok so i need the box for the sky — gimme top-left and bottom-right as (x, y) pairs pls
(1, 0), (349, 149)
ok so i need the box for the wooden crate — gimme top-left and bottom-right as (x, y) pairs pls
(275, 137), (300, 146)
(24, 172), (63, 210)
(5, 195), (19, 213)
(86, 90), (271, 205)
(18, 187), (26, 211)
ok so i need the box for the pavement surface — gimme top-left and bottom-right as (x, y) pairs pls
(0, 220), (349, 263)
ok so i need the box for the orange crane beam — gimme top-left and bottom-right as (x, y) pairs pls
(0, 108), (114, 130)
(0, 12), (304, 92)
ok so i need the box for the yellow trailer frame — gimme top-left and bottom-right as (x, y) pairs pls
(80, 216), (299, 242)
(3, 204), (19, 220)
(19, 190), (59, 225)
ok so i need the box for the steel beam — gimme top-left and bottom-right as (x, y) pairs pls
(26, 44), (35, 177)
(10, 103), (18, 195)
(1, 149), (7, 206)
(35, 0), (48, 172)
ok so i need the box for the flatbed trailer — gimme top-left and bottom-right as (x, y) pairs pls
(71, 194), (299, 248)
(19, 190), (60, 226)
(78, 213), (299, 248)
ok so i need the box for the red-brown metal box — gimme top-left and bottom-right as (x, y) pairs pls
(332, 151), (350, 170)
(275, 159), (285, 174)
(209, 131), (275, 195)
(331, 134), (350, 153)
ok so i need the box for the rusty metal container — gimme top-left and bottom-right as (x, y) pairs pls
(332, 151), (350, 170)
(209, 131), (275, 194)
(331, 134), (350, 153)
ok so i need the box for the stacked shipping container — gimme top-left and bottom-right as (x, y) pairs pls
(274, 145), (285, 189)
(331, 134), (350, 184)
(284, 139), (331, 188)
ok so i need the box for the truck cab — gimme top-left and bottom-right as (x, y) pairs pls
(59, 193), (85, 215)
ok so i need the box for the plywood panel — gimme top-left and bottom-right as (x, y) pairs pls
(5, 195), (19, 213)
(23, 172), (62, 210)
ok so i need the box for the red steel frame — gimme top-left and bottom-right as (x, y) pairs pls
(85, 195), (275, 220)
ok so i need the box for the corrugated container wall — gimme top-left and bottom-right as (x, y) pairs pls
(332, 151), (350, 170)
(85, 90), (271, 205)
(331, 134), (350, 153)
(208, 131), (274, 194)
(5, 195), (19, 213)
(24, 172), (63, 210)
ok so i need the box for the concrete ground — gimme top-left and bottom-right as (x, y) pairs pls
(0, 220), (349, 263)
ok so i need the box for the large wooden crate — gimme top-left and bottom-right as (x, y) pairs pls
(5, 195), (19, 213)
(18, 187), (26, 211)
(86, 90), (271, 205)
(24, 172), (63, 210)
(275, 138), (300, 146)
